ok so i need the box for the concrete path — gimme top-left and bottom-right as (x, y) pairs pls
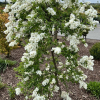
(87, 24), (100, 40)
(58, 24), (100, 40)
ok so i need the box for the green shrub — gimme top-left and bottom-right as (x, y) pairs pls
(7, 86), (16, 99)
(0, 82), (5, 89)
(87, 81), (100, 99)
(0, 77), (6, 89)
(89, 42), (100, 60)
(0, 57), (17, 73)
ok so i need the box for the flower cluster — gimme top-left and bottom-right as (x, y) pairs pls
(67, 33), (80, 52)
(47, 7), (56, 16)
(79, 55), (94, 71)
(61, 91), (71, 100)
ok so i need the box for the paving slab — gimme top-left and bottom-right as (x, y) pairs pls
(87, 24), (100, 40)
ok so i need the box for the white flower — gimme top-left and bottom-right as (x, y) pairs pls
(47, 7), (56, 15)
(25, 96), (28, 100)
(59, 75), (63, 78)
(70, 13), (75, 20)
(15, 88), (21, 95)
(34, 87), (39, 92)
(9, 41), (17, 47)
(79, 55), (94, 70)
(36, 70), (42, 76)
(86, 1), (91, 5)
(30, 51), (37, 58)
(24, 76), (29, 81)
(65, 22), (69, 27)
(79, 80), (87, 89)
(45, 57), (48, 61)
(42, 78), (49, 86)
(33, 95), (45, 100)
(52, 47), (61, 54)
(51, 78), (56, 84)
(32, 87), (39, 97)
(24, 72), (30, 75)
(66, 60), (70, 65)
(28, 61), (34, 65)
(84, 43), (88, 47)
(32, 91), (37, 97)
(89, 55), (93, 60)
(62, 3), (68, 9)
(80, 74), (87, 81)
(21, 56), (26, 62)
(46, 64), (50, 71)
(59, 62), (63, 65)
(58, 65), (63, 69)
(23, 53), (29, 57)
(54, 85), (59, 92)
(36, 6), (39, 9)
(66, 76), (68, 79)
(3, 5), (11, 12)
(61, 91), (71, 100)
(79, 6), (85, 13)
(61, 44), (65, 48)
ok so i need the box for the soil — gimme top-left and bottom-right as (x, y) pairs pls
(0, 37), (100, 100)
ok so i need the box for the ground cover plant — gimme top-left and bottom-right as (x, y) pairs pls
(0, 57), (16, 73)
(3, 0), (99, 100)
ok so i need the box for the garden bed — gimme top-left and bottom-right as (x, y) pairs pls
(0, 37), (100, 100)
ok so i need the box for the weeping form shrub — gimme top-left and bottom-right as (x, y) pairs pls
(4, 0), (99, 100)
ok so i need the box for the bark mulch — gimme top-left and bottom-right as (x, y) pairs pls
(0, 37), (100, 100)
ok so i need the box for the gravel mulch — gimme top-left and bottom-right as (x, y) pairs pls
(0, 37), (100, 100)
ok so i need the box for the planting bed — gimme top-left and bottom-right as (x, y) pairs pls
(0, 37), (100, 100)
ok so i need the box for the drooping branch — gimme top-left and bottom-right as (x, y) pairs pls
(54, 29), (58, 41)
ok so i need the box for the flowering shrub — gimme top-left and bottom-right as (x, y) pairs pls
(4, 0), (98, 100)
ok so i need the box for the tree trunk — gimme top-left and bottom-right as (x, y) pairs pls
(51, 50), (61, 95)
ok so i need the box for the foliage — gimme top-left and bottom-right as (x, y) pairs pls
(0, 3), (6, 13)
(91, 4), (100, 14)
(0, 13), (20, 57)
(0, 57), (16, 73)
(4, 0), (98, 100)
(94, 16), (100, 23)
(79, 13), (90, 37)
(89, 42), (100, 60)
(0, 82), (5, 89)
(87, 81), (100, 99)
(91, 4), (100, 23)
(7, 86), (16, 100)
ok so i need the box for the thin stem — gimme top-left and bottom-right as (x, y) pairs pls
(51, 50), (61, 95)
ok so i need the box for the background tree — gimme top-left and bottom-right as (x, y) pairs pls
(0, 13), (19, 57)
